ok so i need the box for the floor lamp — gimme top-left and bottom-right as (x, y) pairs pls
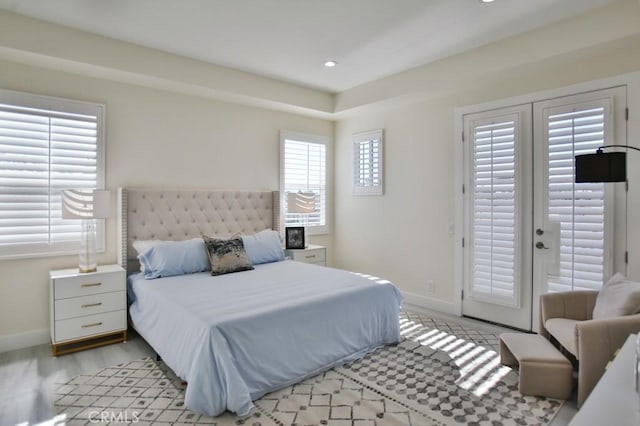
(575, 145), (640, 276)
(575, 145), (640, 183)
(62, 189), (110, 273)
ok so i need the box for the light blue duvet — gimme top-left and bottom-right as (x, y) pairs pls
(127, 260), (403, 417)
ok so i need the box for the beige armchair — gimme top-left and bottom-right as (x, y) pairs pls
(539, 291), (640, 407)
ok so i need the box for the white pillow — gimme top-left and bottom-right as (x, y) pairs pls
(592, 273), (640, 319)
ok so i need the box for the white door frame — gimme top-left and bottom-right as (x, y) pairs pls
(453, 71), (640, 319)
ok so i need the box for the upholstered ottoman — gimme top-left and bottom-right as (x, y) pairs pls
(499, 333), (572, 400)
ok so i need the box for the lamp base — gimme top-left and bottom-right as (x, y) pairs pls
(79, 219), (97, 274)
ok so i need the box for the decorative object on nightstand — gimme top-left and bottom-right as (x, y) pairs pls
(49, 264), (126, 356)
(285, 226), (305, 249)
(285, 244), (326, 266)
(62, 189), (110, 273)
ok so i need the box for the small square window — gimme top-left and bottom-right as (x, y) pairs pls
(353, 129), (384, 195)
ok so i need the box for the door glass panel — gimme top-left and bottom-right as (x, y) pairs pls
(546, 106), (606, 292)
(471, 117), (518, 304)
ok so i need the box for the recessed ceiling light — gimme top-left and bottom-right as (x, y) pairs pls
(324, 60), (337, 68)
(480, 0), (496, 3)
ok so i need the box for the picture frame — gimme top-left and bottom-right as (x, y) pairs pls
(285, 226), (305, 249)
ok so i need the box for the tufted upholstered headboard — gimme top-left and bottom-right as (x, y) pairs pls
(117, 188), (280, 273)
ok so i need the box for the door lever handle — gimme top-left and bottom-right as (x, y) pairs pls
(535, 241), (550, 250)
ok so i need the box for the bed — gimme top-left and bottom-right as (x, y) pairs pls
(118, 188), (403, 417)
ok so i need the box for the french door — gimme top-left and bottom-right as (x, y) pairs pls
(463, 87), (625, 330)
(462, 104), (533, 330)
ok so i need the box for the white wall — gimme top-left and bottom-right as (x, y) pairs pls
(0, 59), (333, 350)
(334, 101), (456, 311)
(334, 11), (640, 313)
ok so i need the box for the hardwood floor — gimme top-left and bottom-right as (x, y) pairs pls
(0, 311), (578, 426)
(0, 330), (154, 426)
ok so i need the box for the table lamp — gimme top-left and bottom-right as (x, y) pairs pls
(287, 191), (316, 215)
(61, 189), (110, 273)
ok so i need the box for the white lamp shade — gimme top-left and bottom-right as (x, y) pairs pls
(92, 190), (110, 218)
(287, 192), (316, 214)
(62, 189), (110, 219)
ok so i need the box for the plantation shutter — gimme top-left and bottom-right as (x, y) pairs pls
(0, 90), (103, 258)
(281, 132), (327, 233)
(470, 114), (520, 304)
(545, 103), (609, 292)
(353, 129), (383, 195)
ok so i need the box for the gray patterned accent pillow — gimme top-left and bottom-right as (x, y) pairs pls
(202, 235), (254, 276)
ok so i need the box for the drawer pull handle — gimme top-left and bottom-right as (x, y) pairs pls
(81, 302), (103, 308)
(305, 255), (316, 259)
(81, 282), (102, 288)
(81, 322), (103, 328)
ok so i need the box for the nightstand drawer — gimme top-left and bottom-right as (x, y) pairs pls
(53, 271), (124, 299)
(54, 291), (126, 321)
(286, 246), (327, 265)
(54, 310), (126, 343)
(293, 249), (326, 263)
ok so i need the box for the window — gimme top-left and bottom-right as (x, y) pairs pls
(353, 129), (384, 195)
(280, 130), (328, 234)
(0, 89), (105, 259)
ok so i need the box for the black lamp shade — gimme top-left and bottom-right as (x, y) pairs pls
(575, 151), (626, 183)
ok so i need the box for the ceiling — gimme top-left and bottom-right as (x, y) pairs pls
(0, 0), (618, 93)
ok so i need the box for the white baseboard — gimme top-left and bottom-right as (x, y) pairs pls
(402, 291), (456, 316)
(0, 328), (49, 353)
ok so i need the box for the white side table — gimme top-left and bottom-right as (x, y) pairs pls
(49, 264), (127, 356)
(285, 244), (326, 266)
(569, 334), (640, 425)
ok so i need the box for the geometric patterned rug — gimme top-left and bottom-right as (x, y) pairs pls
(54, 311), (564, 425)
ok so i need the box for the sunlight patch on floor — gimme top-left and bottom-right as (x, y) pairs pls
(400, 315), (513, 397)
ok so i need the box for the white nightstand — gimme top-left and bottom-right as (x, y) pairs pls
(285, 244), (327, 266)
(49, 264), (127, 356)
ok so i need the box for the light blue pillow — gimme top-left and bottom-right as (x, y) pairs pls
(138, 239), (210, 279)
(242, 230), (285, 265)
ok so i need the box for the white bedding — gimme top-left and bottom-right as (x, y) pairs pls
(127, 260), (403, 416)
